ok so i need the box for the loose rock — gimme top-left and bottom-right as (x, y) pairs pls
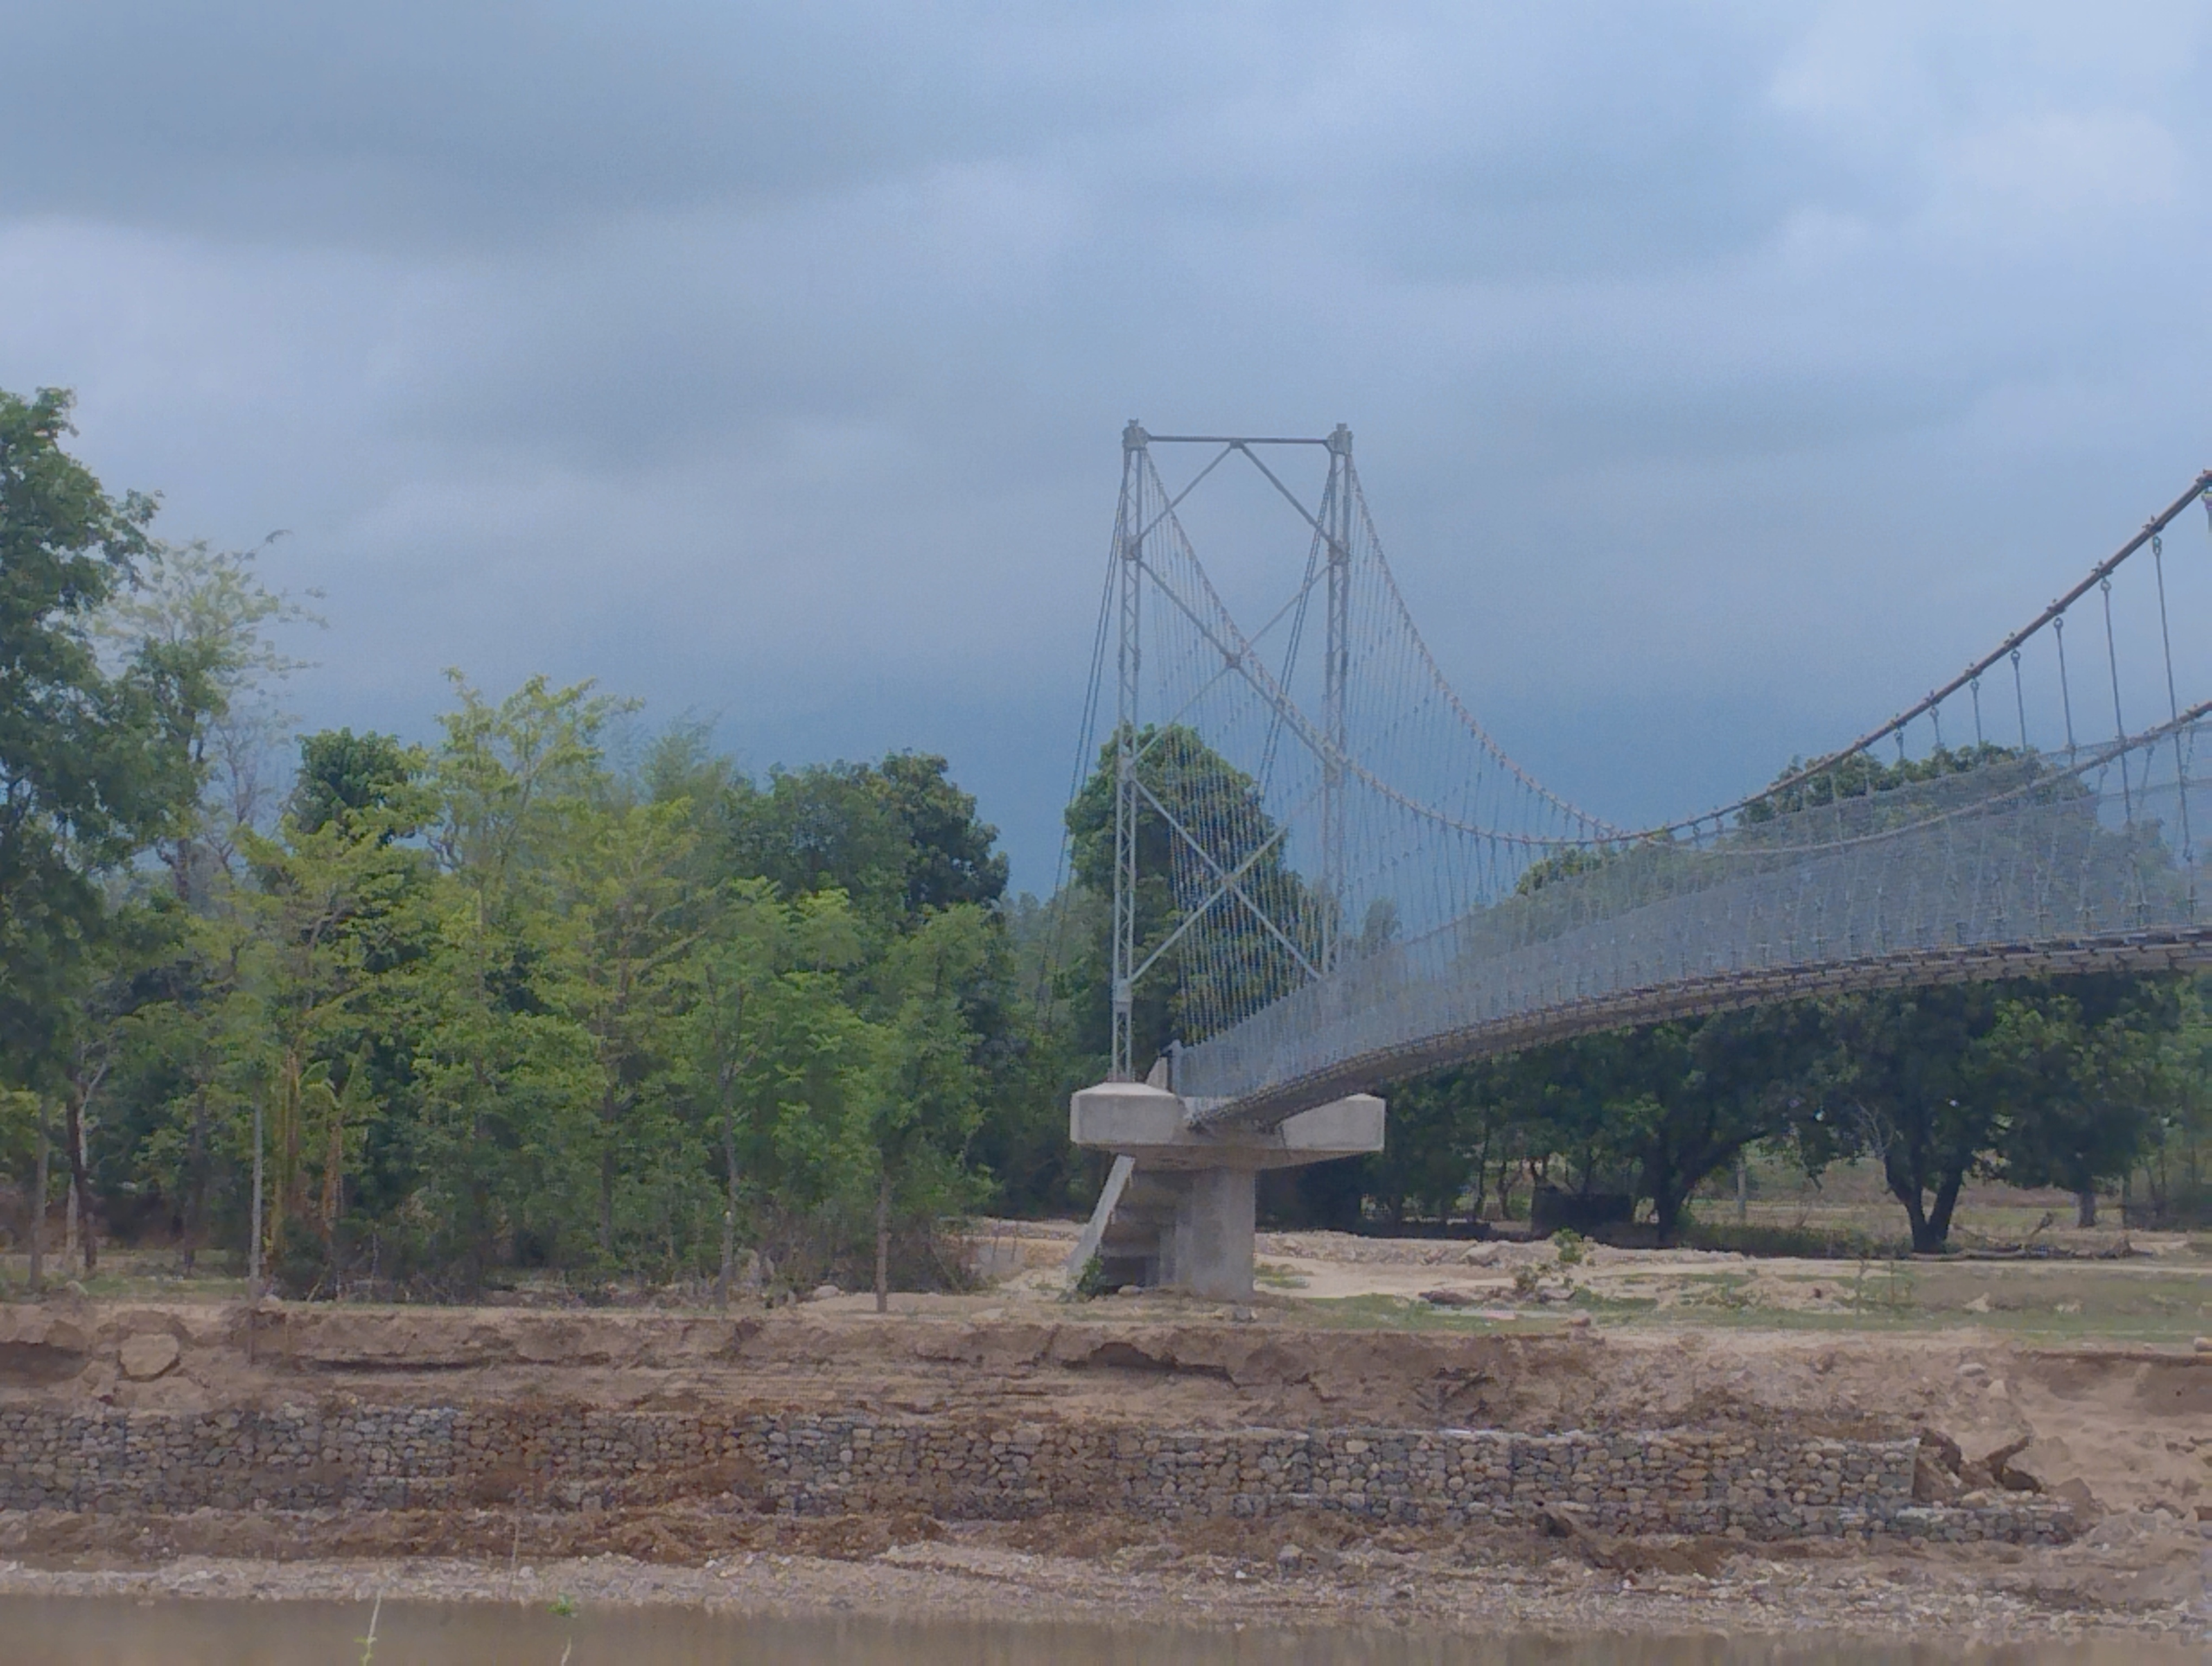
(117, 1334), (180, 1382)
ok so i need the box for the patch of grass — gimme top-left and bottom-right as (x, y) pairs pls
(1252, 1261), (1308, 1290)
(1634, 1302), (2209, 1344)
(1846, 1258), (1918, 1316)
(1286, 1294), (1528, 1332)
(1680, 1222), (1907, 1260)
(1679, 1272), (1761, 1312)
(1562, 1287), (1656, 1314)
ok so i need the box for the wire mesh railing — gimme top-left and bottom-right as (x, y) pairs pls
(1179, 724), (2212, 1124)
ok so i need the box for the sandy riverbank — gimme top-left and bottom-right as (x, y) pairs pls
(0, 1507), (2207, 1651)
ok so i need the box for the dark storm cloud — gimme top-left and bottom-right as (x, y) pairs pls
(3, 4), (1201, 246)
(2, 3), (2208, 886)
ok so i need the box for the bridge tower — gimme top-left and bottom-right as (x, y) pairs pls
(1068, 421), (1384, 1299)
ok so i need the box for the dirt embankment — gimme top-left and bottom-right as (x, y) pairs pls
(3, 1298), (2207, 1518)
(3, 1299), (2209, 1642)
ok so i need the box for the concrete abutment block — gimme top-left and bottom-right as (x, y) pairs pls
(1067, 1080), (1384, 1297)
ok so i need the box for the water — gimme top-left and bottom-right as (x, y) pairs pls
(0, 1598), (2195, 1665)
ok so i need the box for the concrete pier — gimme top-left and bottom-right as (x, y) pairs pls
(1065, 1080), (1384, 1299)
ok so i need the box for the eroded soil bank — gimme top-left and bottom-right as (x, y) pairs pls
(1, 1298), (2207, 1643)
(0, 1509), (2207, 1650)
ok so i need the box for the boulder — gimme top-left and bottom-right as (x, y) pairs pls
(118, 1332), (181, 1381)
(1983, 1434), (2041, 1493)
(1913, 1449), (1962, 1504)
(2050, 1477), (2102, 1521)
(1913, 1430), (1967, 1503)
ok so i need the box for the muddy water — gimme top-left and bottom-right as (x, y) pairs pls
(0, 1598), (2197, 1665)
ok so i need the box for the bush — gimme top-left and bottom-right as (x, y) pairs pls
(1070, 1253), (1113, 1300)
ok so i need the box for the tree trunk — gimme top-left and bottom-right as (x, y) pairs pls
(321, 1087), (346, 1240)
(270, 1052), (299, 1270)
(64, 1088), (95, 1274)
(717, 1104), (738, 1313)
(1924, 1167), (1966, 1250)
(1887, 1168), (1935, 1254)
(874, 1169), (892, 1315)
(182, 1085), (209, 1277)
(1900, 1196), (1937, 1253)
(1884, 1145), (1952, 1254)
(29, 1106), (48, 1294)
(2075, 1188), (2098, 1229)
(599, 1140), (617, 1261)
(250, 1097), (266, 1292)
(1645, 1150), (1686, 1242)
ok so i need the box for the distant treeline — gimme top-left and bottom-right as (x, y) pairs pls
(3, 387), (2206, 1300)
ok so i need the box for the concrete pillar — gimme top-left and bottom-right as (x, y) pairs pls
(1165, 1167), (1257, 1300)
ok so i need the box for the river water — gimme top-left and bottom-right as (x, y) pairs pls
(0, 1598), (2197, 1665)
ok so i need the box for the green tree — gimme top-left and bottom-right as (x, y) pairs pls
(865, 904), (993, 1309)
(1063, 723), (1319, 1070)
(552, 794), (710, 1260)
(1809, 986), (2005, 1252)
(0, 388), (189, 1080)
(1613, 1004), (1825, 1240)
(96, 537), (320, 899)
(687, 882), (863, 1304)
(721, 762), (911, 922)
(227, 771), (430, 1285)
(873, 752), (1009, 916)
(1362, 1066), (1481, 1228)
(1742, 742), (2026, 822)
(292, 729), (424, 836)
(1989, 976), (2177, 1227)
(407, 675), (617, 1285)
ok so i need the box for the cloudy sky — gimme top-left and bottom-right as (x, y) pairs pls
(4, 3), (2208, 889)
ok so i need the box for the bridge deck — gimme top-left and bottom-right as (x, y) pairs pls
(1192, 926), (2212, 1132)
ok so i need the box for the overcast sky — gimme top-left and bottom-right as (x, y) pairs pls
(4, 3), (2208, 890)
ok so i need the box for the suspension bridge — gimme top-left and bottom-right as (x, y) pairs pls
(1065, 421), (2212, 1297)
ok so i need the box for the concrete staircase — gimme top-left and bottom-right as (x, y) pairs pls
(1088, 1165), (1187, 1289)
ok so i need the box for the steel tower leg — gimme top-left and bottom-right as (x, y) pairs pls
(1321, 423), (1353, 972)
(1110, 420), (1148, 1081)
